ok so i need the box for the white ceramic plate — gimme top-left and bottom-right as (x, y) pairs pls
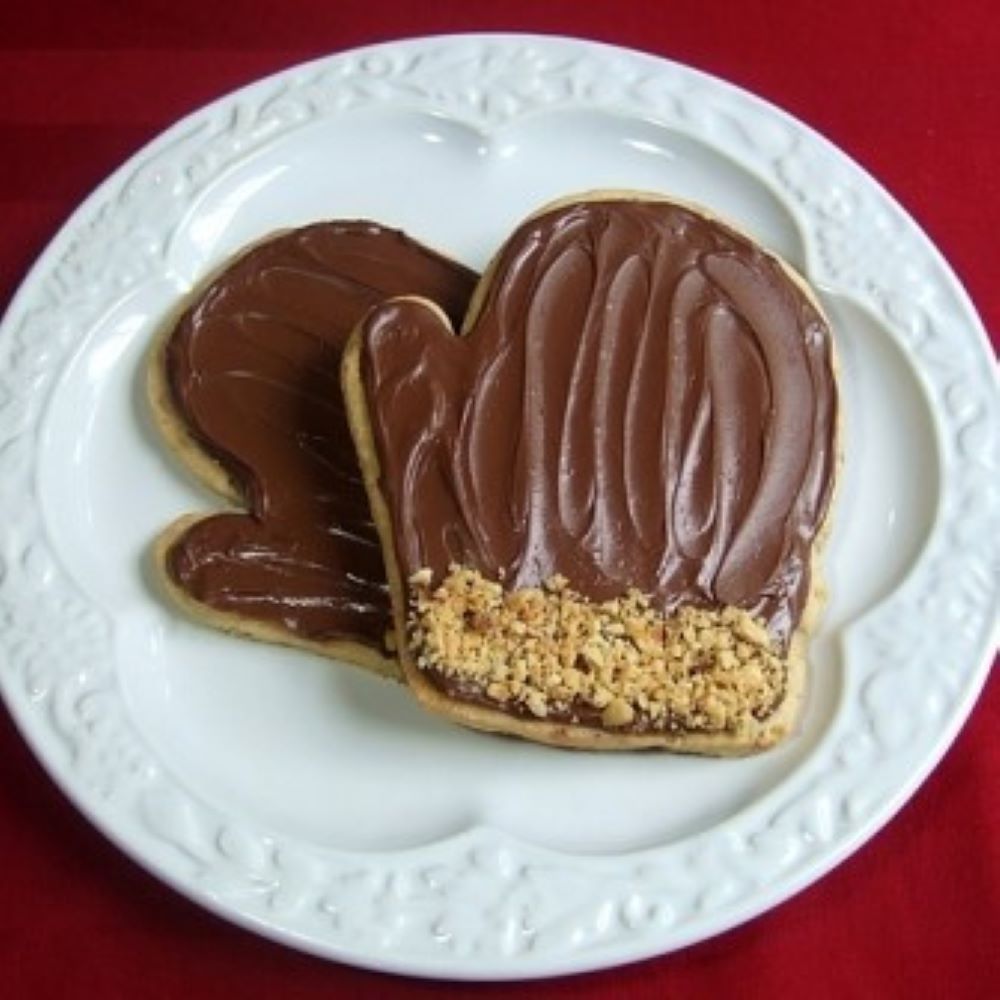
(1, 34), (997, 981)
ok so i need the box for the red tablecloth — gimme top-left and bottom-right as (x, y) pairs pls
(1, 2), (997, 997)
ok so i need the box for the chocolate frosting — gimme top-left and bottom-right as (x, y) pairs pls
(164, 222), (477, 647)
(360, 199), (837, 650)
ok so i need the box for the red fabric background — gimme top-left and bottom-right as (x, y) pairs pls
(1, 2), (997, 997)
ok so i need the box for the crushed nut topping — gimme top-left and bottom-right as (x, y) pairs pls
(407, 566), (786, 733)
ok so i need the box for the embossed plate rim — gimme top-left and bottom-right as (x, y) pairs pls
(0, 33), (997, 980)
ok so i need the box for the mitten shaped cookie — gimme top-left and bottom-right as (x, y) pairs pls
(149, 222), (477, 677)
(342, 195), (838, 747)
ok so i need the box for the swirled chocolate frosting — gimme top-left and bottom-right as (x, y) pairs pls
(359, 199), (837, 650)
(164, 222), (477, 647)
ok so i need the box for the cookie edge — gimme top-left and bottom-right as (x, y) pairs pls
(151, 513), (400, 680)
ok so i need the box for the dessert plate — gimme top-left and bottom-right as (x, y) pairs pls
(0, 34), (997, 980)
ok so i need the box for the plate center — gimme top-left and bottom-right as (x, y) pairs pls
(37, 107), (938, 853)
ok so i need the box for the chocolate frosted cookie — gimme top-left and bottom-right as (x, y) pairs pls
(149, 222), (477, 677)
(342, 194), (838, 748)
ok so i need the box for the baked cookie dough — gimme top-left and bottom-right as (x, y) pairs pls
(149, 221), (477, 677)
(342, 194), (838, 747)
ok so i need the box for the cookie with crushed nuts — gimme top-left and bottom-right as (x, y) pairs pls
(341, 193), (839, 751)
